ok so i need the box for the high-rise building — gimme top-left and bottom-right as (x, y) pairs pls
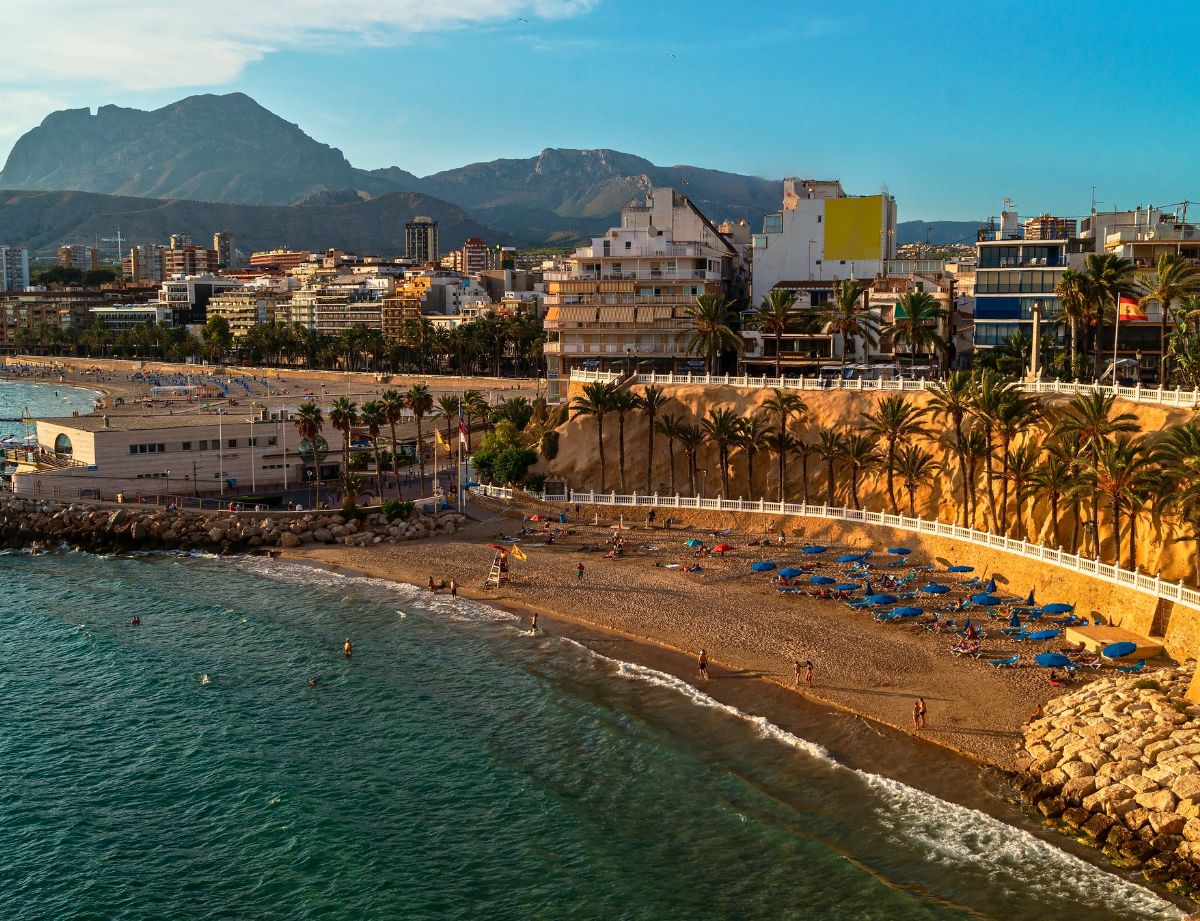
(249, 249), (313, 271)
(405, 216), (439, 265)
(0, 245), (30, 292)
(212, 231), (235, 269)
(1023, 214), (1077, 241)
(124, 244), (165, 284)
(168, 233), (192, 249)
(162, 244), (218, 278)
(58, 244), (100, 272)
(444, 237), (489, 273)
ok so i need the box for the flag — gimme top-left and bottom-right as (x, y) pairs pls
(1119, 295), (1146, 321)
(435, 429), (449, 452)
(509, 544), (527, 562)
(458, 405), (468, 446)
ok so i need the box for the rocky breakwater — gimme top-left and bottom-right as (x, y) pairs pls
(0, 495), (469, 554)
(1014, 662), (1200, 900)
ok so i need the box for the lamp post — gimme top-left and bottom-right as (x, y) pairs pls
(249, 417), (256, 493)
(163, 468), (170, 501)
(808, 240), (815, 279)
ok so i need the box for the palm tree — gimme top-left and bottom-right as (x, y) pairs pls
(359, 401), (387, 502)
(927, 371), (975, 526)
(1083, 252), (1136, 381)
(1138, 253), (1200, 382)
(968, 370), (1007, 530)
(436, 393), (461, 456)
(764, 428), (798, 503)
(677, 423), (705, 496)
(570, 381), (615, 493)
(819, 279), (876, 370)
(957, 428), (988, 529)
(1030, 440), (1075, 548)
(1053, 269), (1094, 380)
(640, 384), (670, 493)
(460, 389), (487, 451)
(404, 383), (434, 494)
(1152, 422), (1200, 577)
(734, 414), (771, 498)
(814, 429), (846, 505)
(750, 288), (797, 376)
(862, 394), (929, 514)
(841, 434), (880, 510)
(993, 390), (1040, 533)
(1001, 441), (1040, 541)
(895, 445), (936, 516)
(685, 293), (742, 374)
(608, 388), (641, 494)
(1090, 435), (1154, 566)
(701, 407), (742, 498)
(294, 401), (325, 508)
(891, 291), (946, 364)
(329, 397), (359, 486)
(793, 436), (817, 505)
(655, 412), (684, 495)
(761, 388), (808, 439)
(380, 388), (405, 496)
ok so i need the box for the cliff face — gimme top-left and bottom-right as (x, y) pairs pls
(547, 383), (1197, 582)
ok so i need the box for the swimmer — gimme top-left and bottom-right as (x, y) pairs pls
(308, 677), (319, 688)
(201, 674), (212, 685)
(130, 615), (141, 626)
(530, 611), (539, 633)
(343, 639), (353, 658)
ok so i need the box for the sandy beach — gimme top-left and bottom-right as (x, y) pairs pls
(284, 498), (1074, 770)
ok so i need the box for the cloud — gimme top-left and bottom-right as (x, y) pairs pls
(1, 0), (598, 89)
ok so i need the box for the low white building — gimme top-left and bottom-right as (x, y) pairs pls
(89, 304), (174, 331)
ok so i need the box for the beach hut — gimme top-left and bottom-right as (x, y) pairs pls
(751, 561), (777, 572)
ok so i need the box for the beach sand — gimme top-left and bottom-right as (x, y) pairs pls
(284, 503), (1070, 770)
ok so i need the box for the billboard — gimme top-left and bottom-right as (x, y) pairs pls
(824, 195), (884, 261)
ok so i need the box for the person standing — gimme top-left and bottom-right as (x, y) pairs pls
(794, 660), (803, 687)
(697, 649), (709, 681)
(805, 660), (814, 686)
(918, 697), (928, 728)
(576, 562), (585, 582)
(530, 611), (539, 632)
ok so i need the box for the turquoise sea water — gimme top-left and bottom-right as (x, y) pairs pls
(0, 382), (1186, 920)
(0, 379), (99, 440)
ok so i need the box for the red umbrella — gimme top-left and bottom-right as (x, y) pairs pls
(713, 544), (735, 554)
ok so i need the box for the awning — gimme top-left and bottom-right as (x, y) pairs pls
(597, 306), (636, 322)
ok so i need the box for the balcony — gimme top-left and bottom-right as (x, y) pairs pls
(544, 269), (722, 282)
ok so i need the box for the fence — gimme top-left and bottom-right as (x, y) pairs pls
(568, 369), (1200, 409)
(471, 484), (1200, 614)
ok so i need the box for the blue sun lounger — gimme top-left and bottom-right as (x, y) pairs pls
(1117, 659), (1147, 674)
(989, 655), (1020, 668)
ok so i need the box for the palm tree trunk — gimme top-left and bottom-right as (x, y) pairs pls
(415, 419), (426, 495)
(801, 453), (810, 504)
(617, 415), (627, 494)
(1128, 506), (1137, 570)
(720, 447), (730, 498)
(983, 428), (998, 531)
(885, 439), (898, 514)
(1091, 493), (1101, 557)
(388, 420), (400, 497)
(999, 438), (1011, 533)
(826, 460), (835, 505)
(1050, 493), (1060, 547)
(687, 451), (697, 496)
(777, 451), (786, 503)
(597, 418), (606, 493)
(775, 330), (783, 377)
(953, 415), (968, 527)
(907, 486), (916, 516)
(1070, 497), (1081, 553)
(373, 443), (384, 503)
(1111, 499), (1122, 564)
(645, 414), (655, 493)
(1069, 317), (1079, 379)
(851, 471), (861, 510)
(668, 436), (677, 495)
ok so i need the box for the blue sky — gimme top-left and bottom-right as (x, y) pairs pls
(3, 0), (1198, 221)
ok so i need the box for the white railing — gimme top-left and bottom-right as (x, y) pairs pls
(471, 484), (1200, 614)
(567, 369), (1200, 408)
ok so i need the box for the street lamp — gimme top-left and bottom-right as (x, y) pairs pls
(808, 240), (815, 278)
(192, 460), (198, 497)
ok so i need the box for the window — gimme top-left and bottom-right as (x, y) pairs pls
(129, 445), (138, 455)
(817, 215), (822, 223)
(752, 234), (769, 249)
(624, 241), (631, 250)
(249, 437), (258, 447)
(199, 440), (208, 450)
(182, 441), (192, 451)
(227, 439), (237, 449)
(763, 214), (783, 234)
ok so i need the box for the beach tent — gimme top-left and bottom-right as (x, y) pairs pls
(865, 593), (898, 605)
(970, 593), (1003, 606)
(802, 546), (828, 554)
(1041, 603), (1074, 614)
(809, 575), (836, 585)
(834, 583), (861, 592)
(947, 565), (974, 573)
(1102, 641), (1138, 660)
(919, 583), (950, 595)
(887, 547), (912, 556)
(778, 567), (804, 579)
(685, 539), (705, 548)
(751, 561), (777, 572)
(1035, 653), (1072, 668)
(837, 553), (866, 563)
(892, 606), (924, 617)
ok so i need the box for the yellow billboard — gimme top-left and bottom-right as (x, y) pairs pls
(824, 195), (884, 261)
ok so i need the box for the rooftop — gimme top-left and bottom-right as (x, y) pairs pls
(37, 413), (273, 433)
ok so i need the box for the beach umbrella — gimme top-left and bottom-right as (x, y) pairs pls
(713, 543), (735, 554)
(864, 579), (875, 595)
(751, 561), (777, 572)
(685, 539), (704, 548)
(984, 577), (997, 593)
(1029, 629), (1063, 641)
(1102, 641), (1138, 660)
(893, 606), (924, 617)
(1041, 603), (1074, 615)
(865, 593), (898, 605)
(947, 565), (974, 573)
(1009, 611), (1021, 629)
(802, 546), (828, 554)
(778, 567), (803, 579)
(919, 583), (950, 595)
(809, 575), (836, 585)
(1024, 589), (1036, 606)
(837, 553), (866, 563)
(834, 583), (861, 592)
(970, 593), (1003, 606)
(1035, 653), (1072, 668)
(887, 547), (912, 556)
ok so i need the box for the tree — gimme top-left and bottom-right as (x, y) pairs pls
(956, 428), (988, 529)
(676, 423), (705, 496)
(862, 394), (929, 514)
(608, 388), (641, 494)
(359, 401), (387, 502)
(436, 393), (462, 456)
(294, 402), (325, 508)
(404, 383), (434, 494)
(750, 288), (798, 376)
(329, 397), (359, 487)
(927, 371), (975, 526)
(701, 407), (742, 498)
(891, 291), (946, 362)
(1030, 440), (1075, 548)
(570, 381), (615, 493)
(1151, 422), (1200, 579)
(1138, 253), (1200, 382)
(1001, 441), (1040, 541)
(202, 315), (233, 362)
(1053, 269), (1094, 380)
(380, 388), (405, 496)
(640, 384), (670, 492)
(761, 388), (808, 439)
(993, 390), (1040, 533)
(895, 445), (936, 516)
(1083, 252), (1136, 381)
(655, 412), (685, 495)
(461, 390), (488, 451)
(841, 434), (880, 510)
(734, 414), (771, 498)
(765, 428), (798, 503)
(793, 436), (817, 505)
(819, 279), (876, 370)
(968, 371), (1007, 531)
(473, 420), (537, 485)
(685, 293), (742, 374)
(814, 429), (846, 505)
(1090, 435), (1154, 567)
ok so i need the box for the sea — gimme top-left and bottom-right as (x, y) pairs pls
(0, 381), (1187, 920)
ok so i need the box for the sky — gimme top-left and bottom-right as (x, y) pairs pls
(2, 0), (1199, 222)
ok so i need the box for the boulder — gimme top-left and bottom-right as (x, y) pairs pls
(1081, 813), (1114, 841)
(1121, 774), (1159, 795)
(1149, 812), (1187, 836)
(1136, 789), (1179, 813)
(278, 532), (301, 548)
(1061, 761), (1095, 780)
(312, 528), (333, 543)
(1171, 773), (1200, 802)
(1183, 818), (1200, 843)
(1062, 776), (1097, 803)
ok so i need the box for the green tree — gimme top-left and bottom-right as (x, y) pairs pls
(655, 412), (685, 495)
(570, 381), (616, 493)
(1053, 269), (1094, 380)
(329, 397), (359, 486)
(685, 293), (742, 374)
(1139, 255), (1200, 382)
(639, 384), (670, 493)
(1090, 435), (1155, 566)
(895, 444), (936, 516)
(814, 429), (846, 505)
(891, 291), (946, 363)
(380, 388), (405, 496)
(1083, 252), (1136, 381)
(294, 402), (326, 508)
(927, 370), (975, 526)
(862, 394), (929, 515)
(734, 414), (771, 498)
(608, 388), (641, 494)
(841, 434), (880, 510)
(676, 423), (705, 496)
(404, 383), (434, 494)
(819, 279), (876, 370)
(765, 428), (798, 503)
(750, 288), (797, 376)
(701, 407), (742, 498)
(202, 315), (233, 362)
(359, 400), (387, 502)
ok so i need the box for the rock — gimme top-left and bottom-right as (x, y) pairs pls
(312, 528), (333, 543)
(1038, 797), (1066, 818)
(1082, 813), (1114, 841)
(278, 532), (301, 548)
(1083, 784), (1134, 812)
(207, 527), (227, 543)
(130, 522), (147, 541)
(1171, 773), (1200, 801)
(1150, 813), (1187, 836)
(1061, 761), (1095, 780)
(1184, 818), (1200, 843)
(1062, 807), (1091, 830)
(1097, 759), (1144, 782)
(1136, 790), (1179, 813)
(1121, 774), (1160, 795)
(1062, 776), (1097, 803)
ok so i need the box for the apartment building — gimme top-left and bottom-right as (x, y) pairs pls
(284, 276), (391, 334)
(89, 304), (173, 331)
(206, 289), (288, 338)
(0, 290), (120, 350)
(158, 274), (244, 326)
(162, 244), (218, 278)
(1, 245), (30, 292)
(751, 179), (897, 298)
(441, 237), (490, 273)
(212, 231), (235, 269)
(250, 249), (313, 271)
(542, 187), (739, 401)
(124, 244), (166, 284)
(58, 245), (100, 272)
(405, 216), (439, 264)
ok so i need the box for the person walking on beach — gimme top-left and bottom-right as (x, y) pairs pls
(576, 562), (585, 581)
(794, 660), (803, 687)
(697, 649), (709, 681)
(805, 660), (814, 686)
(918, 698), (928, 728)
(450, 579), (458, 597)
(913, 697), (927, 729)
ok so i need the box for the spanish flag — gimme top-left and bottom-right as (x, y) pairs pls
(1119, 295), (1147, 321)
(509, 544), (527, 562)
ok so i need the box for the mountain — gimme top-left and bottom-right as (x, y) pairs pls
(0, 189), (494, 258)
(896, 220), (981, 246)
(0, 93), (417, 206)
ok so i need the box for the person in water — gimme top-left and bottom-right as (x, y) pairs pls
(343, 639), (353, 658)
(530, 611), (539, 632)
(201, 674), (212, 685)
(308, 677), (319, 688)
(130, 615), (141, 626)
(697, 649), (709, 680)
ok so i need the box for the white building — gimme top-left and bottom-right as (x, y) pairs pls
(751, 179), (897, 298)
(89, 304), (173, 331)
(1, 245), (30, 292)
(158, 274), (243, 326)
